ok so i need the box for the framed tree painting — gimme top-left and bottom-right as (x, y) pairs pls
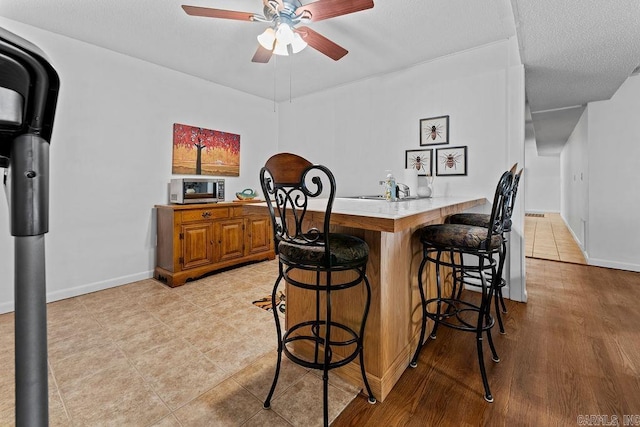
(172, 123), (240, 176)
(420, 115), (449, 146)
(436, 146), (467, 176)
(405, 149), (433, 176)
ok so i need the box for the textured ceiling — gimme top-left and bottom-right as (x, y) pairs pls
(511, 0), (640, 154)
(512, 0), (640, 112)
(0, 0), (516, 101)
(1, 0), (639, 154)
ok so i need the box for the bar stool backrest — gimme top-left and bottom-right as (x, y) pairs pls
(485, 170), (514, 248)
(260, 152), (336, 265)
(503, 168), (523, 233)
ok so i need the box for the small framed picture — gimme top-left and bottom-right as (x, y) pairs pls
(420, 115), (449, 146)
(405, 149), (433, 176)
(436, 146), (467, 176)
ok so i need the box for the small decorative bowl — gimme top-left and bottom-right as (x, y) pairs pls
(236, 188), (258, 201)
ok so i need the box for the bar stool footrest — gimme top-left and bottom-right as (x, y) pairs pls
(424, 297), (494, 333)
(282, 320), (361, 371)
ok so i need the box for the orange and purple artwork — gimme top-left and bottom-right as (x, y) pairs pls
(172, 123), (240, 176)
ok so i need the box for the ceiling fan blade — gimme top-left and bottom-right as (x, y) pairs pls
(296, 0), (374, 22)
(296, 26), (348, 61)
(251, 44), (273, 63)
(182, 5), (255, 21)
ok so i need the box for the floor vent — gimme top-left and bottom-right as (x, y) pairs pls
(525, 212), (545, 218)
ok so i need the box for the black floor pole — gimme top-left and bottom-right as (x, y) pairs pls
(10, 134), (50, 427)
(0, 26), (59, 427)
(14, 235), (48, 427)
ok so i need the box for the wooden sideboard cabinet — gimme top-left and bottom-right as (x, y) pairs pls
(154, 202), (275, 287)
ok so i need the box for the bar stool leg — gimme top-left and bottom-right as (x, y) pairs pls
(484, 265), (501, 364)
(314, 270), (322, 364)
(410, 255), (429, 368)
(450, 250), (462, 305)
(449, 251), (469, 321)
(486, 323), (500, 364)
(429, 250), (444, 340)
(498, 237), (509, 314)
(264, 270), (285, 409)
(493, 242), (508, 333)
(359, 273), (377, 403)
(476, 267), (494, 403)
(322, 273), (332, 427)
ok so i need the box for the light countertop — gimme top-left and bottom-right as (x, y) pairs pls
(331, 196), (486, 220)
(244, 196), (487, 233)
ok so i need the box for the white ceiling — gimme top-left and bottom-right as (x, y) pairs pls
(1, 0), (639, 154)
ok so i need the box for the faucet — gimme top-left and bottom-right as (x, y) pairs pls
(396, 183), (410, 198)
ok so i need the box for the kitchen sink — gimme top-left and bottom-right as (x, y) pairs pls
(350, 195), (386, 200)
(346, 195), (419, 201)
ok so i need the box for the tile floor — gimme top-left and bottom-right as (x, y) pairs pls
(524, 212), (586, 264)
(0, 260), (362, 426)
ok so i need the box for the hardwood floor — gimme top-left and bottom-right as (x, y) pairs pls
(333, 258), (640, 426)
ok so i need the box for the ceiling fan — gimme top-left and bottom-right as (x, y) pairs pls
(181, 0), (374, 63)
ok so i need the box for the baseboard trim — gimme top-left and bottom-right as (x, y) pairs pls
(0, 270), (154, 314)
(587, 258), (640, 273)
(559, 213), (588, 259)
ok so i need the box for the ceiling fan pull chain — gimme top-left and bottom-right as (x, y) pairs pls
(289, 45), (293, 103)
(273, 54), (277, 112)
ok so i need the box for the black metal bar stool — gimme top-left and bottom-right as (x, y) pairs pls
(445, 165), (523, 333)
(260, 153), (376, 427)
(410, 169), (513, 403)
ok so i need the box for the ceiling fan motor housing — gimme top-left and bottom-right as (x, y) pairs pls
(264, 0), (306, 26)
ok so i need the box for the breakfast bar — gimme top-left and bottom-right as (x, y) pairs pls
(246, 195), (487, 401)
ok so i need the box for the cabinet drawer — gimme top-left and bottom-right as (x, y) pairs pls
(181, 207), (229, 222)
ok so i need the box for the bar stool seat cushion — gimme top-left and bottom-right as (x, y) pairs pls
(278, 233), (369, 266)
(446, 213), (490, 227)
(420, 223), (502, 251)
(447, 213), (512, 232)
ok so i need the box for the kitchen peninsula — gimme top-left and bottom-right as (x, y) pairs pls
(245, 196), (487, 401)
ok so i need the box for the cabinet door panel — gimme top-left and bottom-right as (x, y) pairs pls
(246, 217), (272, 255)
(182, 223), (213, 269)
(215, 218), (245, 262)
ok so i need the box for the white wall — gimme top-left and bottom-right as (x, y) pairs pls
(277, 39), (527, 301)
(560, 108), (589, 249)
(278, 40), (520, 199)
(524, 138), (561, 213)
(584, 75), (640, 271)
(0, 21), (529, 311)
(0, 19), (279, 312)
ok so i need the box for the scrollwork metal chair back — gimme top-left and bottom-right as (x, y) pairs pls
(503, 168), (523, 233)
(486, 170), (514, 249)
(259, 152), (336, 265)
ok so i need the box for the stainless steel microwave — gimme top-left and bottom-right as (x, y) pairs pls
(169, 178), (225, 204)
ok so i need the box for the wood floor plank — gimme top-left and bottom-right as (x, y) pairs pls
(333, 258), (640, 426)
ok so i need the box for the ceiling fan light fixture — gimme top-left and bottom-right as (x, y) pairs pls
(258, 22), (306, 56)
(290, 32), (307, 53)
(275, 23), (295, 45)
(257, 27), (276, 50)
(273, 39), (289, 56)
